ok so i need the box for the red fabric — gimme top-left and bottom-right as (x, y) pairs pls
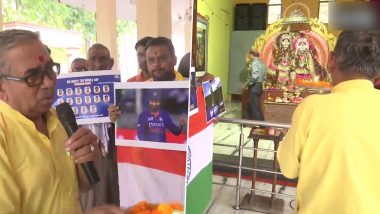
(117, 146), (186, 176)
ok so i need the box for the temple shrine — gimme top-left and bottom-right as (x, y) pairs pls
(246, 2), (336, 123)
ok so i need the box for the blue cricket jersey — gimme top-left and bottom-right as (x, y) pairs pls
(137, 110), (182, 142)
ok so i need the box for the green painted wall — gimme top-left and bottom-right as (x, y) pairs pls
(198, 0), (234, 100)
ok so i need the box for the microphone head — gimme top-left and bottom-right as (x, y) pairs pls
(56, 102), (76, 123)
(56, 102), (78, 135)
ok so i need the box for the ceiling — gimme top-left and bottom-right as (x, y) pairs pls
(58, 0), (192, 22)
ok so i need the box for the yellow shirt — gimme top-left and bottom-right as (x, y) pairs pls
(0, 102), (82, 214)
(277, 80), (380, 214)
(146, 70), (184, 81)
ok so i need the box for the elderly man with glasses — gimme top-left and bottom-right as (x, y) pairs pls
(0, 29), (124, 213)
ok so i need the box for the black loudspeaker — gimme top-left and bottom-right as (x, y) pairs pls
(235, 4), (251, 30)
(251, 3), (267, 30)
(235, 3), (267, 31)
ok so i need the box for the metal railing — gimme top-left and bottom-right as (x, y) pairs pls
(213, 118), (294, 210)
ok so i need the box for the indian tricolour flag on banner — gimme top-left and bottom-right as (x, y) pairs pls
(116, 85), (213, 212)
(185, 86), (214, 214)
(117, 145), (187, 208)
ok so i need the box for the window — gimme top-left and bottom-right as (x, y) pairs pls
(268, 0), (282, 24)
(319, 0), (335, 23)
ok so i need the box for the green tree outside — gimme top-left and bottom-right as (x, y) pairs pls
(2, 0), (137, 72)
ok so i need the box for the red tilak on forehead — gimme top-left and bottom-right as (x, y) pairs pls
(38, 55), (44, 63)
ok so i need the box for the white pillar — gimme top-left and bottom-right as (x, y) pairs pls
(136, 0), (172, 39)
(96, 0), (118, 70)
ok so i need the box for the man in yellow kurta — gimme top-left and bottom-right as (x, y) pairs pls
(0, 29), (123, 214)
(277, 30), (380, 213)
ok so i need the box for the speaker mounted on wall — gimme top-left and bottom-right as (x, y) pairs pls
(251, 3), (267, 30)
(235, 4), (251, 30)
(234, 3), (267, 31)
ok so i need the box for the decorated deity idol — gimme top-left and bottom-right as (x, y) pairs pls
(292, 34), (315, 80)
(268, 32), (295, 87)
(292, 33), (329, 82)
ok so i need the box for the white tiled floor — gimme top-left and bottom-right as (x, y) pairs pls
(208, 101), (296, 213)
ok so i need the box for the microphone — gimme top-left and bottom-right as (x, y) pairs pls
(56, 102), (100, 185)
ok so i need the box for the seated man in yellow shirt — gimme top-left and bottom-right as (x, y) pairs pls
(0, 29), (123, 214)
(277, 30), (380, 213)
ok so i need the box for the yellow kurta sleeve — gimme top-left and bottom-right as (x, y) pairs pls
(0, 134), (21, 214)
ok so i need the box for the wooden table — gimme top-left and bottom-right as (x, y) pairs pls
(240, 129), (285, 213)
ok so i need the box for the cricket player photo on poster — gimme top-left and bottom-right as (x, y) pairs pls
(114, 81), (189, 208)
(114, 81), (189, 149)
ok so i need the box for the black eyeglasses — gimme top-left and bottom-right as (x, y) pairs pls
(0, 62), (60, 87)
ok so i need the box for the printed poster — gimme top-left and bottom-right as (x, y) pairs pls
(53, 70), (121, 125)
(116, 81), (189, 208)
(202, 77), (225, 122)
(189, 67), (198, 116)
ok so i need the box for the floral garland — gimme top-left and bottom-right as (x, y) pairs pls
(127, 201), (183, 214)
